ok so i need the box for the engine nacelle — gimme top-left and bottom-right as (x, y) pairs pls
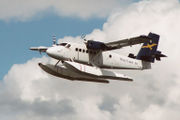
(86, 40), (108, 50)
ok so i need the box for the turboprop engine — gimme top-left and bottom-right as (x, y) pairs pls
(86, 40), (109, 50)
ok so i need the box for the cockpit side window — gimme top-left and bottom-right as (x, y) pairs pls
(66, 44), (71, 48)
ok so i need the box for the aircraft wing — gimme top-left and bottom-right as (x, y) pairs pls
(30, 46), (48, 52)
(85, 35), (151, 51)
(104, 35), (151, 50)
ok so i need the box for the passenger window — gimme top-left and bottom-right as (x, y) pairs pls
(79, 49), (82, 52)
(75, 48), (78, 51)
(109, 55), (112, 58)
(86, 50), (88, 53)
(83, 49), (85, 53)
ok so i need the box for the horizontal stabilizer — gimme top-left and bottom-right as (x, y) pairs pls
(154, 51), (167, 61)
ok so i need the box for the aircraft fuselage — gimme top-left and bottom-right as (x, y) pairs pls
(46, 42), (143, 70)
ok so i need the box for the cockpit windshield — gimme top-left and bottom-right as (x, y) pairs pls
(58, 43), (67, 46)
(57, 43), (71, 48)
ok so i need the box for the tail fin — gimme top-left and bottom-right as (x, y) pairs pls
(136, 33), (166, 63)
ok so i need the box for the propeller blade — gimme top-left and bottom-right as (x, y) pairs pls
(52, 35), (57, 46)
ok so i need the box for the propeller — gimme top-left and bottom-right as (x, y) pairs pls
(81, 34), (88, 44)
(52, 35), (57, 46)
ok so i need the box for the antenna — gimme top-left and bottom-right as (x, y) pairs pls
(81, 34), (87, 44)
(52, 35), (56, 46)
(81, 34), (86, 40)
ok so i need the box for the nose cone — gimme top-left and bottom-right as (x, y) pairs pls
(46, 47), (58, 58)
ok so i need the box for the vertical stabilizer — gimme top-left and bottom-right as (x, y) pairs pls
(136, 33), (159, 63)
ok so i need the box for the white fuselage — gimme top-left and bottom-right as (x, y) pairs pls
(46, 42), (143, 70)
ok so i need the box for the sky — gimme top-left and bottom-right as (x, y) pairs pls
(0, 15), (105, 79)
(0, 0), (180, 120)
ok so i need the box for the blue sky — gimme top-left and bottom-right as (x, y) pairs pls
(0, 16), (105, 79)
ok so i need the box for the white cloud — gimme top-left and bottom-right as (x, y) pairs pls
(0, 0), (134, 21)
(1, 0), (180, 119)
